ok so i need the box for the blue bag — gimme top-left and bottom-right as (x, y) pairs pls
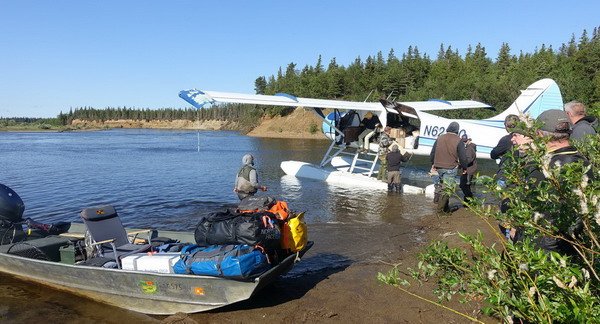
(173, 244), (270, 279)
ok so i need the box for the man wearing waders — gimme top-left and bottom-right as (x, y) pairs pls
(429, 122), (468, 213)
(234, 154), (267, 200)
(386, 144), (411, 192)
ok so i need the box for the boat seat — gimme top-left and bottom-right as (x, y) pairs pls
(80, 205), (152, 268)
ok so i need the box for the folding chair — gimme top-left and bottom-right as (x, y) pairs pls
(80, 205), (153, 268)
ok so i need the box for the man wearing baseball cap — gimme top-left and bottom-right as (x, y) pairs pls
(509, 109), (592, 253)
(511, 109), (589, 183)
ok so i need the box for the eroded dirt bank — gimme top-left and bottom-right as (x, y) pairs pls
(68, 108), (328, 140)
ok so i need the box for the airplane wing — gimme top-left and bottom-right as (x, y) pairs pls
(179, 89), (490, 119)
(179, 89), (386, 112)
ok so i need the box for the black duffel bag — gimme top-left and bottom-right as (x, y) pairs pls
(194, 209), (280, 248)
(238, 196), (275, 211)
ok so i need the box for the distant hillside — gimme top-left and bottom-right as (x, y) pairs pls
(69, 118), (237, 131)
(65, 108), (326, 140)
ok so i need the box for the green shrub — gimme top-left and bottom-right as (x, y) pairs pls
(380, 117), (600, 322)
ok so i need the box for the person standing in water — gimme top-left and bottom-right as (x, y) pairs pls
(234, 154), (267, 200)
(429, 122), (468, 213)
(386, 144), (411, 192)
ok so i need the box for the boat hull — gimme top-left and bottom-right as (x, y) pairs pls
(0, 226), (312, 315)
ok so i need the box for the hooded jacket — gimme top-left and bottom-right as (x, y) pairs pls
(571, 116), (598, 140)
(523, 146), (592, 253)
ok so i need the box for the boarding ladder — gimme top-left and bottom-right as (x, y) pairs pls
(319, 141), (380, 177)
(319, 141), (356, 167)
(348, 149), (380, 177)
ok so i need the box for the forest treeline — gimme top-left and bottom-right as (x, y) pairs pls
(256, 27), (600, 119)
(2, 26), (599, 128)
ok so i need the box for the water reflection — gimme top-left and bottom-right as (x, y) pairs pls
(280, 174), (436, 224)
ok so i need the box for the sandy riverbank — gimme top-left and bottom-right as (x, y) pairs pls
(3, 107), (330, 140)
(0, 208), (498, 323)
(167, 207), (497, 324)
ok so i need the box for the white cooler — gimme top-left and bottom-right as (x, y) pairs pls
(121, 253), (181, 273)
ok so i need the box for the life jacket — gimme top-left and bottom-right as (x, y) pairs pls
(236, 165), (257, 194)
(281, 212), (308, 252)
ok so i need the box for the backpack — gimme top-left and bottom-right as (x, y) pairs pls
(281, 212), (308, 252)
(379, 132), (392, 148)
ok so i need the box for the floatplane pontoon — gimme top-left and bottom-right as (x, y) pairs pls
(179, 79), (563, 194)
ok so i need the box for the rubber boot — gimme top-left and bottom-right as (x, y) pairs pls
(394, 184), (402, 193)
(387, 183), (394, 192)
(437, 194), (450, 213)
(433, 184), (442, 203)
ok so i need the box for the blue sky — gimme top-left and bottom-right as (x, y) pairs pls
(1, 1), (599, 118)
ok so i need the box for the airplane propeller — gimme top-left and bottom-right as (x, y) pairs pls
(379, 99), (418, 119)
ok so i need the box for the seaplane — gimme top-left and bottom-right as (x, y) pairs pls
(179, 78), (563, 194)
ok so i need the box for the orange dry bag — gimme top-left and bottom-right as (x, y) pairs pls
(268, 201), (289, 221)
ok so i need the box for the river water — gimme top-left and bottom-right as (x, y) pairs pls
(0, 129), (495, 321)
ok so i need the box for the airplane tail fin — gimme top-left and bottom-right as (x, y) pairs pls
(489, 78), (563, 121)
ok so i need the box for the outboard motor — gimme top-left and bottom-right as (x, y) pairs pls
(0, 183), (25, 223)
(0, 183), (26, 244)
